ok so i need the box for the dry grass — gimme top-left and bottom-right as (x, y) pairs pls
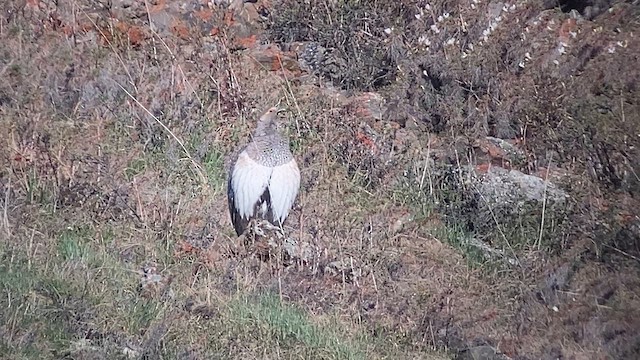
(2, 0), (640, 359)
(0, 1), (453, 359)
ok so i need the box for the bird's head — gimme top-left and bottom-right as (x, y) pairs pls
(261, 106), (284, 120)
(254, 106), (287, 137)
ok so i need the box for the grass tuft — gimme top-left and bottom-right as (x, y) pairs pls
(231, 293), (365, 359)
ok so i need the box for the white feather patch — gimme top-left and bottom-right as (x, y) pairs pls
(268, 159), (300, 224)
(231, 151), (272, 219)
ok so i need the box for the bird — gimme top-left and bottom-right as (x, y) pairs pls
(227, 106), (301, 236)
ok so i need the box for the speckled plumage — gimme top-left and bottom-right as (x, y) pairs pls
(227, 107), (301, 236)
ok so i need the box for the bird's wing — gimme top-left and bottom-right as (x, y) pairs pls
(267, 158), (301, 224)
(230, 151), (272, 220)
(227, 174), (245, 236)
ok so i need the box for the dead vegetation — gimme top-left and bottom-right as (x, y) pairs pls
(1, 0), (640, 359)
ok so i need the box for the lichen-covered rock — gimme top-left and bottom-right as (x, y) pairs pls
(476, 165), (569, 205)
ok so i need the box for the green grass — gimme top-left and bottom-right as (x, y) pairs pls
(0, 246), (78, 357)
(231, 293), (365, 359)
(392, 161), (571, 269)
(124, 157), (148, 181)
(57, 228), (90, 261)
(0, 217), (448, 359)
(201, 148), (226, 191)
(0, 225), (160, 358)
(393, 167), (501, 266)
(1, 204), (444, 359)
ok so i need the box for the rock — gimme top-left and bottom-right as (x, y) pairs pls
(480, 136), (526, 165)
(281, 234), (316, 263)
(246, 44), (301, 73)
(476, 166), (569, 206)
(324, 258), (361, 283)
(139, 264), (173, 299)
(430, 162), (571, 263)
(346, 92), (386, 120)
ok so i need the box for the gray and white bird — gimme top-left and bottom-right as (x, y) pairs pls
(227, 106), (301, 236)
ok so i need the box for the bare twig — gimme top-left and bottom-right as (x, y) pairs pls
(603, 244), (640, 262)
(419, 134), (434, 196)
(620, 92), (625, 123)
(2, 177), (10, 238)
(276, 55), (304, 137)
(82, 11), (137, 91)
(115, 82), (207, 185)
(536, 154), (553, 250)
(0, 59), (15, 78)
(472, 183), (522, 268)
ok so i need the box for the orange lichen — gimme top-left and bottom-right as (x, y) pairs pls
(355, 131), (378, 154)
(235, 35), (257, 49)
(194, 9), (214, 22)
(170, 19), (191, 40)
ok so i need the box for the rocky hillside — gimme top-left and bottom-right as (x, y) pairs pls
(1, 0), (638, 359)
